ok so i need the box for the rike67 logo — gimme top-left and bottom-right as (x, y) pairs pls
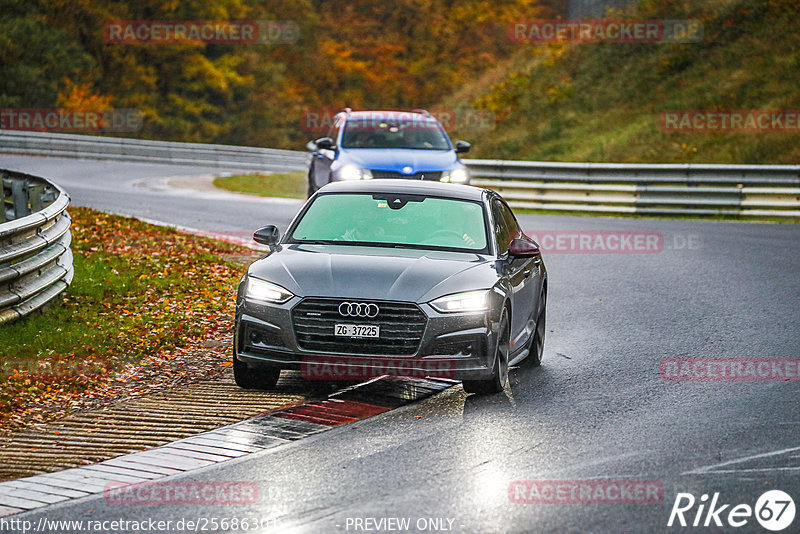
(668, 490), (795, 531)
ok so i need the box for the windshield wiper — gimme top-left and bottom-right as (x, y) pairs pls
(292, 239), (333, 245)
(292, 239), (483, 254)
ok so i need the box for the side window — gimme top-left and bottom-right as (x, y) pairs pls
(326, 116), (342, 145)
(491, 199), (512, 254)
(500, 201), (521, 239)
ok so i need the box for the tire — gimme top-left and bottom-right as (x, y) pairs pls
(233, 351), (281, 390)
(463, 311), (510, 394)
(528, 291), (546, 367)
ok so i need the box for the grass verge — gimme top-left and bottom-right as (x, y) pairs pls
(0, 207), (260, 432)
(453, 0), (800, 164)
(213, 172), (307, 199)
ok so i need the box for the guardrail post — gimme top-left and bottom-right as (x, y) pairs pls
(27, 184), (44, 213)
(1, 174), (8, 223)
(11, 179), (28, 219)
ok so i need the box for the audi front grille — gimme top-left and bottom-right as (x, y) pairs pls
(292, 298), (427, 355)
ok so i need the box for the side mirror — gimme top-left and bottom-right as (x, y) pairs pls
(509, 237), (541, 257)
(455, 140), (471, 154)
(314, 137), (335, 150)
(253, 225), (280, 248)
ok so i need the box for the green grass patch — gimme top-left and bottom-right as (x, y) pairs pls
(457, 0), (800, 165)
(214, 172), (307, 199)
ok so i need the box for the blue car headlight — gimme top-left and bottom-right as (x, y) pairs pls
(334, 164), (373, 181)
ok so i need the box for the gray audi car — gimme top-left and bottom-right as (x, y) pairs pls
(233, 180), (547, 394)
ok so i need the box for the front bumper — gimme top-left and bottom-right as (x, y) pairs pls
(235, 296), (499, 381)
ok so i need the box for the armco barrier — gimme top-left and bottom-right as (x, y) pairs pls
(2, 130), (798, 217)
(466, 160), (800, 217)
(0, 169), (73, 324)
(0, 130), (309, 172)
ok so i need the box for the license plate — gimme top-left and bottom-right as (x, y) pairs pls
(334, 324), (380, 338)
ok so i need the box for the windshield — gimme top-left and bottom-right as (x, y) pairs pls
(289, 193), (488, 253)
(340, 118), (451, 150)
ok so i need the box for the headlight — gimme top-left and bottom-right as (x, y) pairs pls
(430, 290), (490, 313)
(440, 168), (469, 183)
(336, 164), (373, 181)
(245, 277), (293, 304)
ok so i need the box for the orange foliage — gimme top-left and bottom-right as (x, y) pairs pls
(57, 80), (113, 111)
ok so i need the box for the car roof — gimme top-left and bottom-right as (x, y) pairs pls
(318, 179), (487, 201)
(345, 110), (439, 123)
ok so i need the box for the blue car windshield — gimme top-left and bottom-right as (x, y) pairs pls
(289, 193), (489, 253)
(341, 119), (450, 150)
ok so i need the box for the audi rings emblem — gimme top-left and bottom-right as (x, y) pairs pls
(338, 302), (380, 318)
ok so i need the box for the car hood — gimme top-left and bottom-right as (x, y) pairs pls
(339, 148), (461, 173)
(247, 244), (497, 303)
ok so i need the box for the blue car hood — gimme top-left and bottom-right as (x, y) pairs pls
(339, 148), (460, 173)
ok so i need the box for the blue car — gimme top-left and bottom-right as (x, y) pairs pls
(306, 109), (471, 197)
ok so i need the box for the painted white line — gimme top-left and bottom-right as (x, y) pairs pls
(683, 445), (800, 475)
(685, 467), (800, 475)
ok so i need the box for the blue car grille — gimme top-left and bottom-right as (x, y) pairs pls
(292, 298), (427, 356)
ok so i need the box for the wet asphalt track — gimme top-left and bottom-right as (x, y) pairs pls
(2, 154), (799, 533)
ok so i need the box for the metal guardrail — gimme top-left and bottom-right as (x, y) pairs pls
(0, 169), (73, 324)
(465, 160), (800, 217)
(0, 130), (308, 172)
(2, 130), (798, 217)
